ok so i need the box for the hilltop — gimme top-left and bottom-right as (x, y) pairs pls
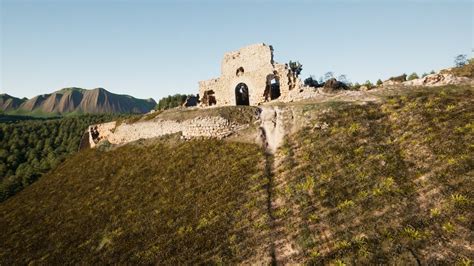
(1, 87), (156, 115)
(0, 84), (472, 264)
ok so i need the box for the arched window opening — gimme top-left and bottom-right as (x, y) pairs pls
(236, 67), (244, 77)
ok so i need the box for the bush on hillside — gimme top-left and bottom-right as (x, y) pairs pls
(304, 76), (320, 88)
(444, 57), (474, 78)
(407, 72), (419, 80)
(156, 94), (196, 110)
(389, 74), (407, 82)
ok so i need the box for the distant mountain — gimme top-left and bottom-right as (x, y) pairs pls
(0, 94), (27, 111)
(1, 88), (156, 114)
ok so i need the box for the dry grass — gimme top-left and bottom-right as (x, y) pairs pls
(441, 61), (474, 78)
(0, 140), (270, 264)
(156, 105), (260, 124)
(273, 86), (473, 264)
(0, 85), (472, 264)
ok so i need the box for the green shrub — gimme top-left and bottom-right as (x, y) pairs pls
(407, 72), (419, 80)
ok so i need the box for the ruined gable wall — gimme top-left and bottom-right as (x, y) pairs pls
(273, 63), (304, 102)
(199, 43), (276, 106)
(220, 43), (274, 77)
(198, 43), (304, 106)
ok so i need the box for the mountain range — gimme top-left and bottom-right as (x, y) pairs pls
(0, 87), (156, 115)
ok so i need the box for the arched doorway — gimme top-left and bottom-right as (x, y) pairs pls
(264, 73), (281, 101)
(235, 83), (250, 105)
(270, 77), (280, 100)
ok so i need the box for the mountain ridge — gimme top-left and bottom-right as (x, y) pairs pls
(1, 88), (156, 115)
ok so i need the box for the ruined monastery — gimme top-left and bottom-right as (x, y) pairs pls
(198, 43), (303, 107)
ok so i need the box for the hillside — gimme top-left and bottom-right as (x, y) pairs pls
(0, 140), (270, 264)
(0, 86), (472, 264)
(0, 114), (135, 202)
(272, 86), (473, 264)
(2, 88), (156, 115)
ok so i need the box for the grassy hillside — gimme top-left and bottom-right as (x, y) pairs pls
(441, 59), (474, 78)
(273, 86), (473, 264)
(0, 86), (472, 264)
(0, 140), (270, 264)
(0, 114), (129, 202)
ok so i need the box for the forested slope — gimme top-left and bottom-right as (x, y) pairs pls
(0, 114), (131, 201)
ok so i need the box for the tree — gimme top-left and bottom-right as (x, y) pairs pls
(304, 76), (319, 87)
(0, 113), (127, 202)
(422, 73), (428, 78)
(337, 74), (349, 85)
(454, 54), (468, 67)
(156, 94), (194, 110)
(289, 61), (303, 77)
(376, 79), (383, 86)
(352, 82), (361, 90)
(324, 72), (334, 81)
(364, 80), (373, 88)
(430, 70), (435, 74)
(407, 72), (419, 80)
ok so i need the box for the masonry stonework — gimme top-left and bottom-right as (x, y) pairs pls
(198, 43), (303, 107)
(88, 117), (247, 148)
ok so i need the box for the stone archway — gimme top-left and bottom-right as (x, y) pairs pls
(264, 73), (281, 101)
(235, 83), (250, 105)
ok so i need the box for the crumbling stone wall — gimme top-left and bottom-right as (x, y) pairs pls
(198, 43), (302, 107)
(89, 122), (116, 148)
(89, 117), (247, 147)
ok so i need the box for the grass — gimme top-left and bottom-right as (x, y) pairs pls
(274, 86), (473, 264)
(156, 105), (260, 124)
(441, 60), (474, 78)
(0, 85), (472, 264)
(0, 140), (270, 264)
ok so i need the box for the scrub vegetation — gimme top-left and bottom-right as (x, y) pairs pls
(0, 85), (472, 264)
(273, 86), (473, 264)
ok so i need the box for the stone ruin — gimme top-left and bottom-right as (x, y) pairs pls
(198, 43), (303, 107)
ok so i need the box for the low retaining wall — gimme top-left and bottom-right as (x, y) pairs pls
(88, 116), (246, 148)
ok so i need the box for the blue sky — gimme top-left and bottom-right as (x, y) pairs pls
(1, 0), (472, 100)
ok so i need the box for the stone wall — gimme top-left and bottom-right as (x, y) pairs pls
(89, 116), (247, 148)
(198, 43), (303, 107)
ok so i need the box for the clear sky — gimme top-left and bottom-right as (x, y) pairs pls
(1, 0), (472, 100)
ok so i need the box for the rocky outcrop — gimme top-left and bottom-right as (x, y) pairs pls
(321, 78), (349, 93)
(383, 74), (407, 86)
(382, 72), (473, 87)
(403, 73), (473, 87)
(258, 106), (285, 153)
